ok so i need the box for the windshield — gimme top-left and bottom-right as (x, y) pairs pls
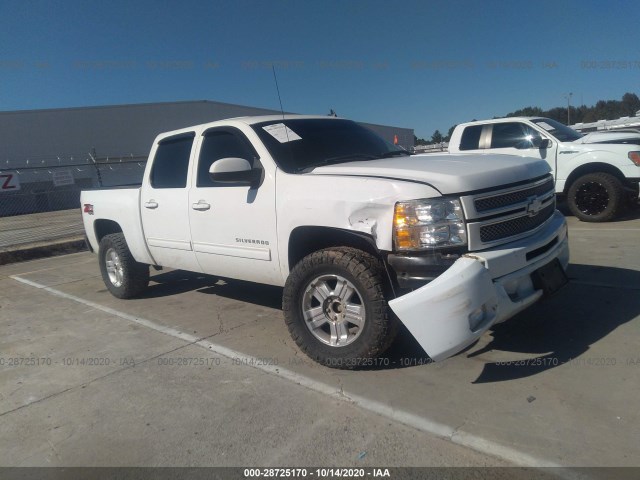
(251, 118), (408, 173)
(531, 118), (582, 142)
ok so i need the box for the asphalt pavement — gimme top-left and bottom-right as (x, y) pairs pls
(1, 213), (639, 475)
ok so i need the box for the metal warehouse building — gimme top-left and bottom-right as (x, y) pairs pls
(0, 101), (414, 216)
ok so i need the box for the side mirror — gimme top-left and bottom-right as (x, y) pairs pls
(209, 157), (262, 187)
(531, 135), (551, 149)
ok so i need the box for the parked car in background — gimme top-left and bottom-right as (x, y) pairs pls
(449, 117), (640, 222)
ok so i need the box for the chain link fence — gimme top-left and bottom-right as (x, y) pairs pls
(0, 153), (147, 217)
(0, 153), (146, 253)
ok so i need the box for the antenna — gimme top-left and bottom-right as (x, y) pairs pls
(272, 65), (285, 121)
(271, 64), (290, 143)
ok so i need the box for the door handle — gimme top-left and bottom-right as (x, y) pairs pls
(192, 201), (211, 211)
(144, 200), (158, 209)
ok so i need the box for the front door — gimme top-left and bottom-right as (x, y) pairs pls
(188, 127), (280, 285)
(487, 122), (558, 177)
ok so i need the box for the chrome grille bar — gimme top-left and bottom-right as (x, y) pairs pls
(475, 176), (555, 213)
(461, 174), (558, 251)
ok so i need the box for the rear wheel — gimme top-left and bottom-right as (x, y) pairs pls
(283, 247), (397, 369)
(567, 172), (624, 222)
(99, 233), (149, 298)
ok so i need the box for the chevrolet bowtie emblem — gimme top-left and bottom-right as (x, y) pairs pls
(526, 196), (543, 217)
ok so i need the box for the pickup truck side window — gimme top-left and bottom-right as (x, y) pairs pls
(459, 125), (483, 150)
(150, 133), (195, 188)
(490, 122), (535, 149)
(197, 129), (258, 187)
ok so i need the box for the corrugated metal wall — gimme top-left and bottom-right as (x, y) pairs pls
(0, 101), (414, 216)
(0, 100), (414, 160)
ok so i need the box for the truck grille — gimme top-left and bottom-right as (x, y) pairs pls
(475, 176), (555, 213)
(479, 202), (555, 243)
(461, 174), (557, 251)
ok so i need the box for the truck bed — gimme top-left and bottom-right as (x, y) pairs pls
(80, 187), (155, 265)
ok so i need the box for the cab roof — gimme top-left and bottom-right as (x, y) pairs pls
(156, 114), (345, 138)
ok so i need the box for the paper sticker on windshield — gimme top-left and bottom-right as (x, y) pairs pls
(262, 123), (302, 143)
(537, 122), (555, 131)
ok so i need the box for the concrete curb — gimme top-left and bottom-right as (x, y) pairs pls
(0, 237), (88, 266)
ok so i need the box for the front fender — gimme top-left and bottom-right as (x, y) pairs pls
(556, 150), (634, 191)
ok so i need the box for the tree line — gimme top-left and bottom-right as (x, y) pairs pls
(414, 92), (640, 146)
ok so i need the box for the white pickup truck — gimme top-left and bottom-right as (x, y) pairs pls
(81, 115), (569, 368)
(448, 117), (640, 222)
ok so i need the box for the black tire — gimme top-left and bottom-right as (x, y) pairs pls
(283, 247), (398, 369)
(567, 172), (624, 222)
(98, 233), (149, 299)
(626, 183), (639, 211)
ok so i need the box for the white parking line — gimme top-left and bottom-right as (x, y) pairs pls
(11, 274), (568, 471)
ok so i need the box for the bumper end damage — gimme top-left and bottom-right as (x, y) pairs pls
(388, 242), (568, 361)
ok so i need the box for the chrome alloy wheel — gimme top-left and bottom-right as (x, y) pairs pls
(301, 274), (365, 347)
(105, 247), (124, 287)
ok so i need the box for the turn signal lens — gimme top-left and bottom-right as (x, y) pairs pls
(394, 228), (413, 249)
(629, 151), (640, 166)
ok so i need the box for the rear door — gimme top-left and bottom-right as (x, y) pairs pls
(140, 132), (201, 272)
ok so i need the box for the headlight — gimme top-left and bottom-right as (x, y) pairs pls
(394, 198), (467, 251)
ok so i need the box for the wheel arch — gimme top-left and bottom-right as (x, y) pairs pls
(287, 226), (382, 269)
(94, 219), (124, 244)
(286, 226), (397, 298)
(93, 218), (155, 267)
(563, 163), (626, 194)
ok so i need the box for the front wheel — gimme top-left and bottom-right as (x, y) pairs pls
(99, 233), (149, 299)
(567, 172), (624, 222)
(283, 247), (397, 369)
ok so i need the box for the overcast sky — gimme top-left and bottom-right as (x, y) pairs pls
(1, 0), (638, 138)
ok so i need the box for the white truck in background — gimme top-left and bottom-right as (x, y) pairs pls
(577, 130), (640, 144)
(81, 115), (569, 368)
(448, 117), (640, 222)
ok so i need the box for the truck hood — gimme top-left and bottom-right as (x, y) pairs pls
(308, 154), (550, 194)
(573, 131), (640, 145)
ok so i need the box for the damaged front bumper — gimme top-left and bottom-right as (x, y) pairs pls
(388, 211), (569, 361)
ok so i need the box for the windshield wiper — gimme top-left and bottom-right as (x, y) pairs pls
(378, 150), (410, 158)
(297, 151), (409, 173)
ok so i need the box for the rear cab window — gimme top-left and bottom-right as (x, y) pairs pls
(150, 132), (195, 188)
(459, 125), (483, 150)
